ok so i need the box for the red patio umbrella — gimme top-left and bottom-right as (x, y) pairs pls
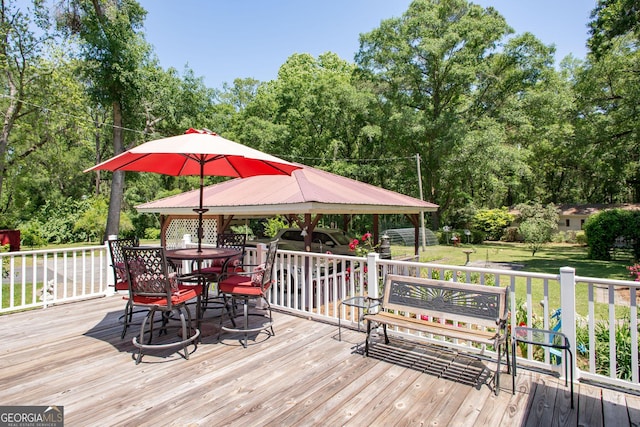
(85, 128), (300, 251)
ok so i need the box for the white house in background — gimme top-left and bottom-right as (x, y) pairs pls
(557, 203), (640, 232)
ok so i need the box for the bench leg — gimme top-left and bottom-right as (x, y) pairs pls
(495, 343), (501, 396)
(365, 320), (370, 356)
(383, 324), (389, 344)
(512, 339), (517, 395)
(505, 336), (511, 374)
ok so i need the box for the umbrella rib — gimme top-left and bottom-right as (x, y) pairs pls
(114, 153), (152, 171)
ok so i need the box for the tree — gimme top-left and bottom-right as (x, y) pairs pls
(0, 0), (52, 223)
(355, 0), (544, 223)
(515, 202), (558, 256)
(239, 53), (379, 173)
(572, 33), (640, 203)
(588, 0), (640, 59)
(57, 0), (150, 239)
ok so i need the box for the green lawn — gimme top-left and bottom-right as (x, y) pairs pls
(411, 241), (633, 280)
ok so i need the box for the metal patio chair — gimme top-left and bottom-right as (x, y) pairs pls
(217, 240), (278, 347)
(123, 246), (201, 364)
(107, 236), (140, 339)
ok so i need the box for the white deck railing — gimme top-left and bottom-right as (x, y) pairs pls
(2, 243), (638, 392)
(1, 245), (109, 312)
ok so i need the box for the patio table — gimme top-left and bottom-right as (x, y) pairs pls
(166, 247), (241, 320)
(338, 296), (379, 342)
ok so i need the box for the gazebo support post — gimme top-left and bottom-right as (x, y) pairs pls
(373, 214), (379, 248)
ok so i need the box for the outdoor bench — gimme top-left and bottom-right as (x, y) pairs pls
(363, 274), (510, 395)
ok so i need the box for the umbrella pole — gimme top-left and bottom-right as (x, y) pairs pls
(194, 162), (208, 252)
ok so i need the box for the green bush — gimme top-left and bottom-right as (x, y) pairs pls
(144, 228), (161, 240)
(471, 208), (514, 241)
(19, 221), (47, 248)
(584, 209), (640, 260)
(261, 216), (288, 238)
(73, 196), (134, 242)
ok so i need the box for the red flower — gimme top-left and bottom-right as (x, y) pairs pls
(362, 232), (372, 241)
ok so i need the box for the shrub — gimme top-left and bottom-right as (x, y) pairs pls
(73, 196), (134, 242)
(1, 244), (9, 278)
(584, 209), (640, 260)
(19, 221), (47, 248)
(261, 216), (288, 238)
(471, 208), (514, 241)
(144, 228), (161, 240)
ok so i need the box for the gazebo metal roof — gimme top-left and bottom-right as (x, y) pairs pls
(136, 164), (438, 216)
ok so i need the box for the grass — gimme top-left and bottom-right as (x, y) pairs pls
(411, 241), (633, 280)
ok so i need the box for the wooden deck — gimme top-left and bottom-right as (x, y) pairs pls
(1, 296), (639, 426)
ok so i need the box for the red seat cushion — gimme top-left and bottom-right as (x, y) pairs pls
(114, 280), (129, 292)
(218, 277), (264, 296)
(132, 288), (199, 306)
(219, 264), (270, 296)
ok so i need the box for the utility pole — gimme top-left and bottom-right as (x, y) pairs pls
(416, 154), (426, 251)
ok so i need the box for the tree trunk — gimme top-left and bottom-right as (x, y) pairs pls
(94, 124), (101, 196)
(104, 100), (125, 240)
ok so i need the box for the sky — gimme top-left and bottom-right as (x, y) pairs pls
(139, 1), (596, 90)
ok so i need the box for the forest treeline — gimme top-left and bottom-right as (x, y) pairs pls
(1, 0), (638, 243)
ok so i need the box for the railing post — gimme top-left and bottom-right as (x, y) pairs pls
(256, 243), (268, 309)
(105, 236), (116, 296)
(256, 242), (267, 264)
(560, 266), (578, 381)
(367, 252), (380, 299)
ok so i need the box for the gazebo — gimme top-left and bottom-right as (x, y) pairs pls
(136, 164), (438, 254)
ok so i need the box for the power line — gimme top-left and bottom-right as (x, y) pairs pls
(1, 94), (417, 164)
(285, 155), (416, 163)
(0, 94), (149, 136)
